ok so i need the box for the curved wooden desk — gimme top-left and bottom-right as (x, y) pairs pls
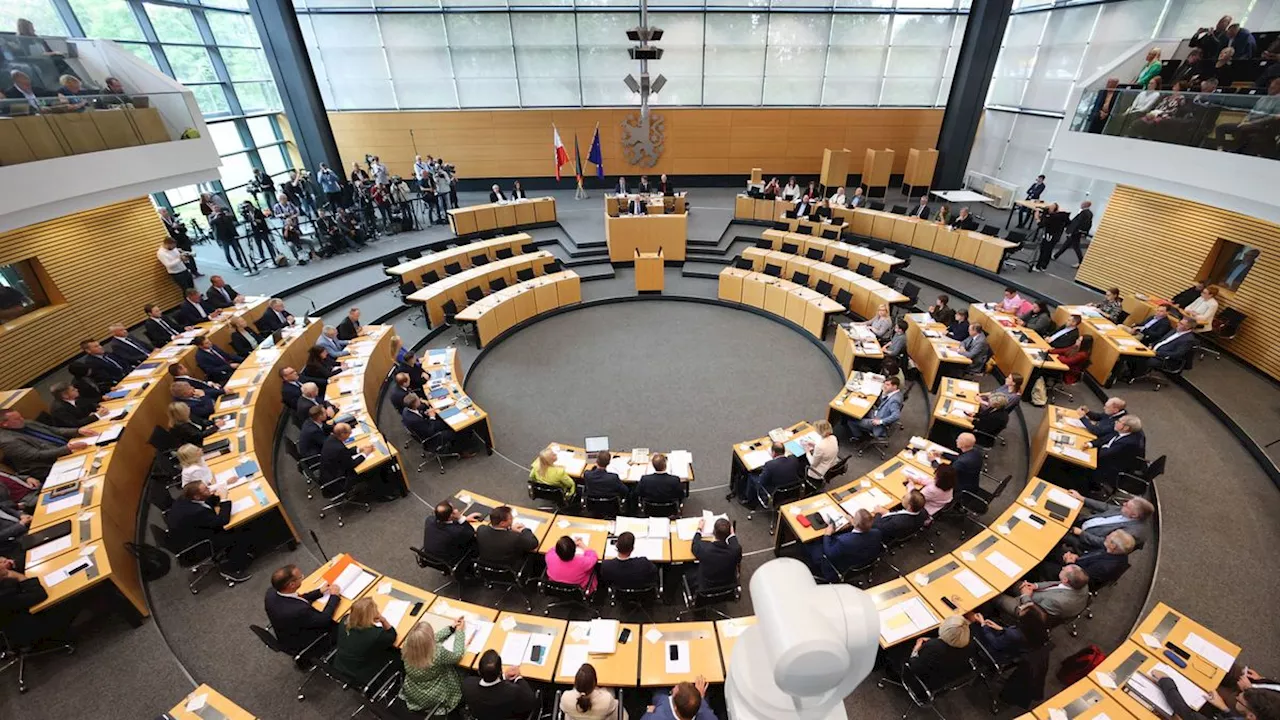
(407, 251), (557, 328)
(1052, 304), (1156, 386)
(323, 325), (410, 485)
(903, 311), (973, 393)
(384, 232), (532, 287)
(454, 271), (582, 348)
(969, 302), (1070, 394)
(759, 228), (904, 280)
(738, 245), (909, 320)
(716, 268), (844, 339)
(447, 197), (555, 236)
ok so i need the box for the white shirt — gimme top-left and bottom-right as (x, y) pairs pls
(782, 183), (800, 199)
(1046, 325), (1074, 342)
(182, 463), (214, 487)
(157, 246), (186, 274)
(830, 192), (846, 207)
(1185, 296), (1218, 326)
(1152, 329), (1190, 351)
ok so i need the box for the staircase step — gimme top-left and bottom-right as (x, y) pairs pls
(685, 252), (734, 265)
(574, 264), (617, 281)
(681, 261), (728, 280)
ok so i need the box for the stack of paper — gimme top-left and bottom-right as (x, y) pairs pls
(1185, 633), (1235, 671)
(606, 537), (664, 560)
(667, 451), (693, 479)
(953, 569), (992, 598)
(587, 619), (619, 653)
(879, 597), (938, 643)
(383, 599), (410, 628)
(334, 564), (377, 600)
(1060, 446), (1092, 462)
(230, 496), (256, 514)
(675, 517), (701, 541)
(1046, 488), (1081, 508)
(28, 536), (74, 564)
(742, 449), (772, 469)
(500, 632), (531, 665)
(648, 517), (671, 538)
(840, 488), (894, 514)
(626, 464), (652, 482)
(984, 550), (1023, 578)
(615, 516), (648, 537)
(605, 456), (631, 478)
(43, 492), (85, 514)
(555, 452), (586, 476)
(665, 641), (691, 674)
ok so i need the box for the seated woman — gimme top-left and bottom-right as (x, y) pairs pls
(907, 464), (956, 519)
(396, 617), (466, 716)
(971, 393), (1012, 441)
(802, 420), (839, 485)
(546, 535), (598, 594)
(167, 401), (212, 448)
(947, 309), (971, 342)
(858, 303), (894, 342)
(1183, 284), (1220, 328)
(1091, 287), (1125, 323)
(762, 177), (781, 198)
(560, 664), (620, 720)
(934, 205), (951, 225)
(227, 316), (261, 357)
(305, 345), (339, 379)
(1050, 334), (1094, 385)
(971, 604), (1049, 665)
(982, 372), (1023, 408)
(1017, 299), (1054, 336)
(901, 615), (974, 688)
(530, 449), (576, 500)
(333, 597), (399, 688)
(177, 443), (215, 490)
(1129, 82), (1191, 141)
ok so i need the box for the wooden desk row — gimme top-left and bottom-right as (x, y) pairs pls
(0, 106), (171, 165)
(733, 194), (793, 223)
(903, 312), (973, 393)
(833, 322), (885, 378)
(384, 233), (532, 287)
(410, 347), (496, 451)
(968, 302), (1069, 394)
(1052, 305), (1155, 386)
(454, 271), (582, 348)
(604, 212), (688, 262)
(407, 251), (556, 328)
(829, 206), (1017, 274)
(758, 228), (905, 281)
(740, 246), (909, 321)
(447, 197), (556, 237)
(1030, 405), (1098, 490)
(716, 268), (844, 339)
(539, 443), (696, 485)
(605, 193), (687, 216)
(322, 326), (412, 483)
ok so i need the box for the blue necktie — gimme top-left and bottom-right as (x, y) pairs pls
(22, 427), (66, 446)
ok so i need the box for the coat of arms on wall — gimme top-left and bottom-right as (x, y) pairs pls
(621, 111), (664, 168)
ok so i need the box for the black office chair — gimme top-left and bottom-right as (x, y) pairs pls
(831, 255), (849, 269)
(583, 494), (623, 520)
(404, 249), (422, 260)
(868, 200), (885, 211)
(1108, 454), (1164, 507)
(443, 261), (462, 275)
(783, 210), (798, 219)
(409, 545), (471, 599)
(781, 242), (799, 255)
(496, 247), (514, 260)
(822, 226), (840, 240)
(317, 470), (372, 528)
(747, 478), (806, 536)
(1127, 346), (1194, 391)
(816, 554), (881, 588)
(471, 253), (490, 267)
(248, 625), (333, 701)
(539, 574), (597, 619)
(755, 237), (774, 249)
(815, 279), (834, 298)
(952, 474), (1014, 536)
(381, 257), (400, 270)
(474, 559), (534, 611)
(464, 286), (486, 304)
(900, 282), (921, 311)
(854, 419), (897, 460)
(544, 259), (563, 273)
(521, 242), (538, 254)
(527, 481), (575, 512)
(855, 263), (874, 277)
(516, 267), (536, 283)
(796, 225), (813, 236)
(1083, 565), (1131, 622)
(791, 271), (810, 287)
(421, 269), (441, 285)
(972, 407), (1011, 449)
(980, 224), (1001, 236)
(150, 523), (227, 594)
(880, 270), (900, 289)
(283, 437), (323, 499)
(609, 583), (661, 623)
(764, 264), (783, 278)
(639, 498), (682, 518)
(734, 257), (753, 270)
(406, 425), (459, 475)
(804, 454), (850, 495)
(677, 575), (741, 621)
(490, 277), (508, 292)
(864, 238), (886, 253)
(890, 205), (907, 215)
(835, 289), (854, 314)
(772, 221), (790, 231)
(806, 247), (824, 260)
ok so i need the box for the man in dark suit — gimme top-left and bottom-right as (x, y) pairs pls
(106, 324), (152, 366)
(636, 453), (684, 508)
(475, 506), (538, 573)
(1064, 493), (1154, 552)
(395, 354), (427, 392)
(388, 372), (412, 412)
(739, 443), (800, 507)
(336, 308), (362, 341)
(1044, 314), (1082, 349)
(298, 406), (329, 458)
(627, 196), (647, 215)
(172, 381), (216, 421)
(488, 184), (507, 203)
(280, 367), (305, 409)
(462, 649), (538, 720)
(0, 409), (88, 481)
(1036, 528), (1134, 585)
(204, 275), (243, 310)
(166, 481), (251, 581)
(1124, 317), (1197, 379)
(175, 288), (217, 326)
(194, 336), (241, 385)
(1125, 306), (1173, 347)
(806, 509), (883, 582)
(600, 531), (659, 591)
(583, 450), (630, 503)
(4, 70), (53, 111)
(143, 303), (185, 347)
(423, 501), (480, 565)
(169, 362), (224, 397)
(906, 196), (930, 218)
(47, 382), (102, 428)
(1088, 416), (1146, 492)
(79, 339), (128, 386)
(1077, 397), (1127, 439)
(264, 564), (340, 655)
(319, 423), (376, 495)
(401, 393), (469, 456)
(296, 383), (336, 425)
(1052, 201), (1094, 267)
(950, 207), (978, 231)
(952, 433), (983, 494)
(256, 299), (294, 335)
(690, 517), (741, 591)
(872, 490), (927, 544)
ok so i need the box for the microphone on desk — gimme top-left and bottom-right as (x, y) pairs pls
(294, 293), (319, 320)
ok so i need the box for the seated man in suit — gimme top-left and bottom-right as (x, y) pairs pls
(298, 405), (329, 458)
(0, 557), (80, 652)
(0, 504), (31, 569)
(600, 531), (660, 591)
(463, 649), (539, 720)
(847, 377), (903, 442)
(171, 381), (216, 421)
(265, 564), (341, 656)
(1035, 529), (1135, 586)
(949, 207), (979, 231)
(194, 336), (242, 385)
(143, 302), (186, 347)
(806, 508), (883, 582)
(256, 298), (295, 335)
(637, 454), (684, 508)
(627, 195), (647, 216)
(388, 372), (413, 412)
(320, 423), (393, 501)
(0, 459), (41, 513)
(166, 481), (252, 582)
(906, 196), (930, 218)
(658, 173), (676, 195)
(994, 565), (1089, 625)
(0, 409), (90, 480)
(872, 489), (927, 544)
(1044, 314), (1082, 349)
(690, 517), (741, 592)
(738, 442), (800, 508)
(960, 323), (991, 373)
(317, 326), (349, 359)
(1064, 492), (1154, 552)
(106, 323), (153, 367)
(295, 382), (337, 425)
(951, 433), (983, 494)
(1124, 305), (1173, 346)
(204, 275), (243, 310)
(402, 393), (471, 457)
(336, 307), (362, 341)
(175, 288), (218, 326)
(280, 367), (306, 409)
(1088, 415), (1146, 493)
(423, 501), (480, 566)
(615, 176), (629, 195)
(1076, 397), (1127, 439)
(583, 450), (630, 506)
(395, 353), (427, 392)
(643, 679), (719, 720)
(1123, 316), (1197, 379)
(169, 362), (224, 397)
(475, 506), (538, 574)
(47, 381), (103, 428)
(487, 184), (508, 203)
(79, 339), (128, 386)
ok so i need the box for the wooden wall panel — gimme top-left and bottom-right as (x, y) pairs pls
(1079, 185), (1280, 381)
(0, 198), (181, 388)
(327, 108), (942, 183)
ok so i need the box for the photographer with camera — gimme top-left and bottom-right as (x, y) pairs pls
(284, 169), (316, 217)
(279, 215), (316, 265)
(209, 203), (257, 276)
(250, 169), (275, 210)
(335, 206), (369, 247)
(317, 163), (343, 211)
(441, 159), (459, 209)
(368, 181), (393, 230)
(158, 208), (200, 278)
(432, 162), (452, 219)
(389, 175), (416, 231)
(240, 201), (279, 266)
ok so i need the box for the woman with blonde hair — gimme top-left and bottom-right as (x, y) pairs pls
(530, 448), (575, 499)
(332, 597), (398, 687)
(177, 443), (214, 488)
(802, 420), (839, 483)
(858, 304), (894, 342)
(227, 315), (260, 357)
(167, 401), (210, 448)
(561, 663), (622, 720)
(397, 616), (466, 714)
(1136, 47), (1162, 86)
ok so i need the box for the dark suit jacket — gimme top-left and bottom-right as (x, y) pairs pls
(950, 216), (979, 232)
(1081, 410), (1126, 439)
(1074, 549), (1129, 585)
(400, 407), (448, 441)
(423, 518), (476, 564)
(282, 380), (305, 409)
(256, 308), (294, 335)
(637, 472), (683, 504)
(395, 362), (426, 391)
(320, 434), (365, 485)
(230, 330), (260, 358)
(757, 454), (801, 492)
(1045, 326), (1079, 349)
(952, 449), (983, 494)
(600, 556), (659, 590)
(299, 420), (328, 458)
(171, 420), (209, 449)
(166, 495), (231, 549)
(204, 284), (239, 310)
(49, 398), (96, 428)
(476, 524), (538, 571)
(109, 335), (152, 365)
(196, 347), (240, 383)
(175, 298), (213, 326)
(488, 190), (507, 202)
(461, 676), (538, 720)
(583, 467), (629, 499)
(1152, 331), (1195, 362)
(337, 317), (361, 341)
(1135, 316), (1173, 346)
(181, 394), (216, 421)
(144, 316), (182, 346)
(908, 638), (975, 689)
(388, 384), (411, 412)
(295, 396), (336, 425)
(691, 533), (741, 590)
(907, 204), (930, 218)
(84, 353), (128, 384)
(264, 588), (340, 655)
(873, 509), (926, 544)
(820, 528), (883, 580)
(4, 84), (53, 100)
(1092, 431), (1145, 486)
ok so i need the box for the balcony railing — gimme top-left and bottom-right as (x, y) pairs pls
(1070, 86), (1280, 160)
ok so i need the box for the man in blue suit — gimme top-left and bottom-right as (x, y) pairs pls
(172, 381), (215, 420)
(847, 377), (903, 442)
(79, 340), (128, 386)
(643, 677), (719, 720)
(1125, 305), (1173, 346)
(739, 442), (800, 507)
(194, 336), (241, 385)
(1123, 316), (1197, 379)
(807, 508), (883, 582)
(298, 405), (329, 458)
(951, 432), (983, 494)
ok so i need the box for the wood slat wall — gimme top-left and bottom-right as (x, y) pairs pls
(0, 198), (182, 388)
(1079, 185), (1280, 381)
(327, 108), (943, 182)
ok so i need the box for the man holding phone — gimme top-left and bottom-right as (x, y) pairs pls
(643, 676), (720, 719)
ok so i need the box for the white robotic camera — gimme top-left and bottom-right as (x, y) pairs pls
(725, 558), (880, 720)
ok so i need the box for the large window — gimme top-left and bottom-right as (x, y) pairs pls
(295, 4), (969, 109)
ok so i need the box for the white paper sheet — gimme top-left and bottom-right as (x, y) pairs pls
(648, 517), (671, 538)
(185, 693), (208, 712)
(383, 599), (410, 629)
(558, 644), (590, 678)
(1184, 632), (1236, 672)
(1046, 488), (1081, 508)
(675, 517), (701, 541)
(667, 451), (693, 479)
(985, 550), (1023, 578)
(500, 632), (531, 665)
(466, 620), (494, 654)
(665, 641), (691, 674)
(28, 535), (74, 563)
(44, 557), (92, 587)
(43, 493), (84, 514)
(742, 449), (772, 469)
(230, 497), (255, 514)
(879, 597), (936, 643)
(1147, 664), (1208, 710)
(1012, 508), (1045, 528)
(606, 457), (632, 478)
(1060, 446), (1092, 462)
(337, 568), (376, 600)
(954, 569), (992, 598)
(615, 516), (647, 537)
(588, 619), (619, 654)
